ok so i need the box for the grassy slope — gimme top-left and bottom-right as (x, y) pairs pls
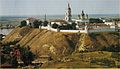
(2, 27), (119, 60)
(42, 51), (120, 68)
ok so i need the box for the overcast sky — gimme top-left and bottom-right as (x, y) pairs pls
(0, 0), (119, 16)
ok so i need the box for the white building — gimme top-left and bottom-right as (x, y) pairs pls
(50, 20), (67, 26)
(25, 18), (37, 26)
(104, 22), (115, 25)
(75, 19), (89, 24)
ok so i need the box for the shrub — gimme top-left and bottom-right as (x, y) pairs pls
(52, 23), (58, 29)
(33, 20), (42, 28)
(91, 58), (115, 67)
(20, 20), (27, 27)
(103, 45), (120, 52)
(20, 46), (35, 66)
(90, 59), (97, 64)
(43, 20), (48, 26)
(100, 58), (115, 66)
(111, 52), (120, 59)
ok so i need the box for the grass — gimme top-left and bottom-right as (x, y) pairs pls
(42, 51), (120, 68)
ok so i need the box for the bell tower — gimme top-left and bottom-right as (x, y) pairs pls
(65, 2), (72, 22)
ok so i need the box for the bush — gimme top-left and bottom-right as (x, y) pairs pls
(20, 46), (35, 66)
(20, 20), (27, 27)
(100, 58), (115, 66)
(90, 59), (97, 64)
(111, 52), (120, 59)
(1, 55), (6, 64)
(91, 58), (115, 67)
(52, 23), (58, 29)
(43, 21), (48, 26)
(103, 45), (120, 52)
(33, 20), (42, 28)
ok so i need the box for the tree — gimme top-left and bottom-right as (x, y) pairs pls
(111, 52), (120, 59)
(20, 20), (27, 27)
(10, 55), (18, 68)
(43, 20), (48, 26)
(71, 22), (77, 30)
(89, 18), (104, 23)
(33, 20), (43, 28)
(33, 20), (40, 28)
(66, 24), (72, 29)
(52, 23), (58, 29)
(20, 46), (35, 66)
(38, 21), (43, 26)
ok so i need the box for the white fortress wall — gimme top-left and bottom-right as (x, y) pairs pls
(49, 27), (58, 32)
(59, 30), (87, 33)
(49, 27), (87, 33)
(40, 26), (116, 33)
(88, 28), (116, 33)
(40, 26), (48, 29)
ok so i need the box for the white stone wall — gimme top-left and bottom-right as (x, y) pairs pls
(41, 26), (49, 29)
(49, 28), (58, 32)
(40, 26), (116, 33)
(88, 28), (115, 33)
(118, 23), (120, 28)
(40, 26), (87, 33)
(60, 30), (87, 33)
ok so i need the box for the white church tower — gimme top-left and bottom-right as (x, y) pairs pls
(65, 2), (72, 22)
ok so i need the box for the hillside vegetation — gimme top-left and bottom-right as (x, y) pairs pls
(2, 27), (119, 60)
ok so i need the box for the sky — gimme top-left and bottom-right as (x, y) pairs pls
(0, 0), (119, 16)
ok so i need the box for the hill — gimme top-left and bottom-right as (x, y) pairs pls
(2, 27), (119, 60)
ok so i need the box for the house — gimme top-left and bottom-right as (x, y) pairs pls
(50, 19), (69, 29)
(75, 19), (89, 24)
(25, 18), (37, 27)
(104, 22), (115, 25)
(50, 19), (67, 26)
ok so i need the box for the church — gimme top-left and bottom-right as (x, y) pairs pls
(49, 2), (73, 29)
(50, 2), (89, 29)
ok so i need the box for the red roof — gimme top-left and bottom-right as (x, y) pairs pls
(27, 17), (37, 23)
